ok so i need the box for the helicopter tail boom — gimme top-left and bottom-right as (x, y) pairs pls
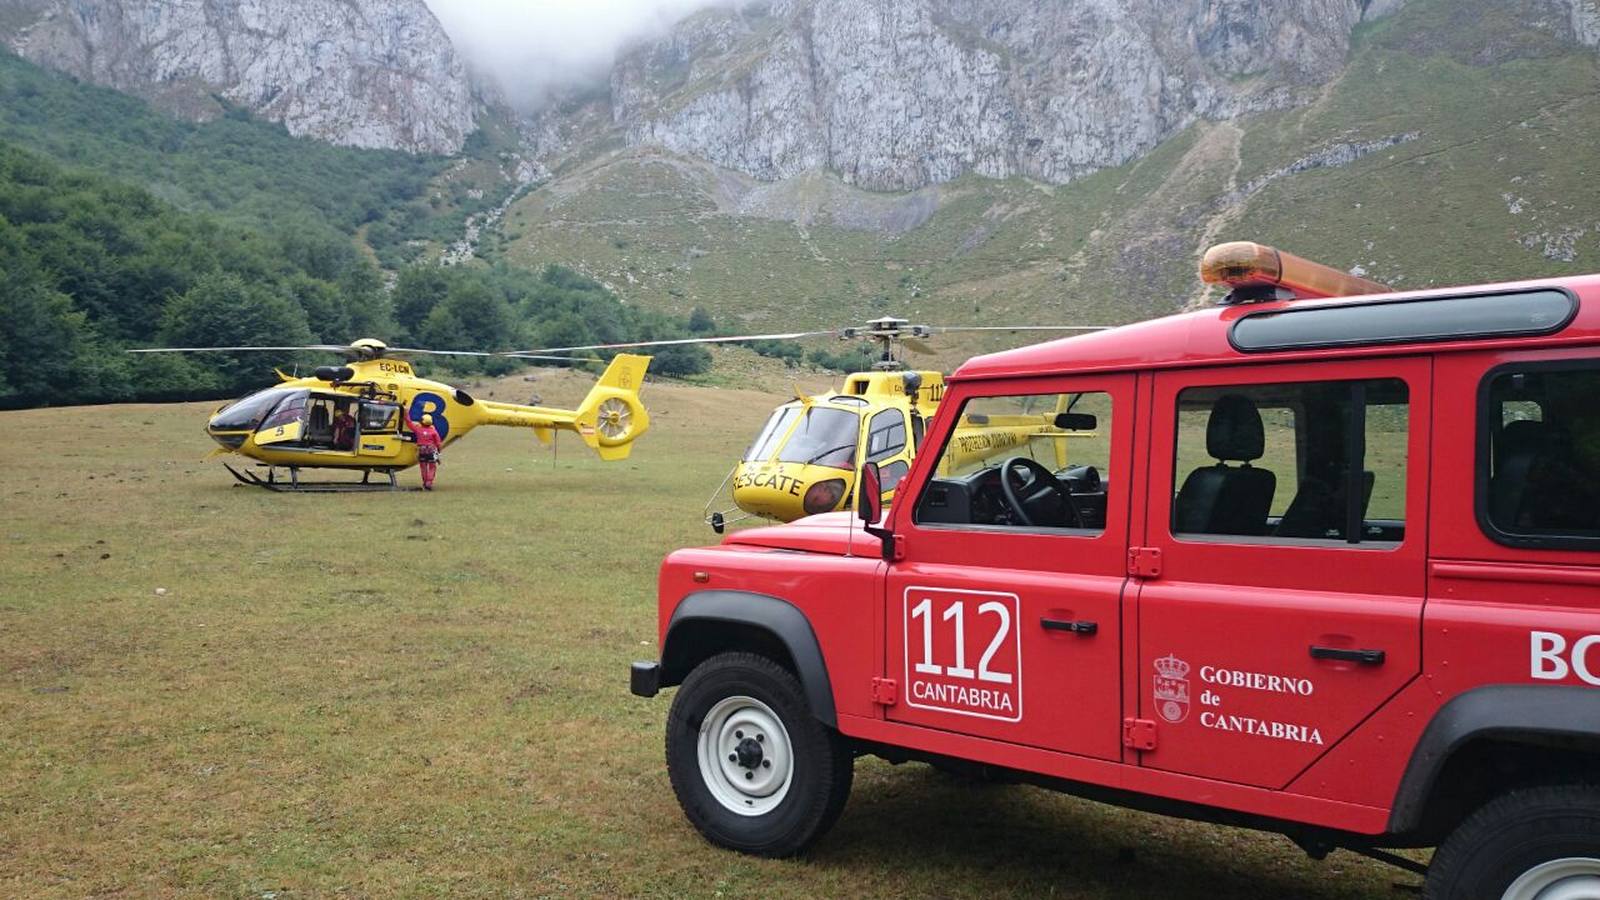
(476, 354), (653, 461)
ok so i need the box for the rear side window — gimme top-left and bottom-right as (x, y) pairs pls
(1479, 362), (1600, 548)
(1172, 379), (1409, 545)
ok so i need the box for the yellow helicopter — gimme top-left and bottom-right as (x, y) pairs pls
(503, 318), (1103, 526)
(130, 338), (652, 491)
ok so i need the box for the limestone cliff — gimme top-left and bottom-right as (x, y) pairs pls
(0, 0), (478, 154)
(609, 0), (1403, 191)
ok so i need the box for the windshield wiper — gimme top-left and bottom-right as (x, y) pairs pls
(800, 443), (857, 465)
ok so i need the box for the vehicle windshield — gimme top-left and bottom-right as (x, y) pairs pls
(210, 388), (301, 432)
(777, 407), (860, 470)
(745, 407), (800, 462)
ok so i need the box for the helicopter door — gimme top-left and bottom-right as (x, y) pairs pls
(864, 408), (913, 494)
(254, 391), (310, 446)
(355, 402), (403, 459)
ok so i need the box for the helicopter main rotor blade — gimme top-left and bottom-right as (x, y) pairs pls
(901, 337), (937, 355)
(926, 325), (1112, 335)
(386, 347), (600, 361)
(126, 345), (351, 354)
(505, 330), (839, 356)
(497, 354), (606, 363)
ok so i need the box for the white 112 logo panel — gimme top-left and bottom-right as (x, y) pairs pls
(902, 587), (1023, 722)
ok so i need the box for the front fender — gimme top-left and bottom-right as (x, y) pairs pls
(659, 590), (837, 727)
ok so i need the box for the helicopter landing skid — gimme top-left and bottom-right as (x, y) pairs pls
(223, 463), (419, 493)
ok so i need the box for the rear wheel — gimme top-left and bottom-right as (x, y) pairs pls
(665, 652), (853, 857)
(1424, 784), (1600, 900)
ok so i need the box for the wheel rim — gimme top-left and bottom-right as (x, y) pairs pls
(695, 695), (794, 817)
(1502, 858), (1600, 900)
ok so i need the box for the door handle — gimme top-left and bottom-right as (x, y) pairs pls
(1309, 646), (1385, 665)
(1041, 618), (1098, 636)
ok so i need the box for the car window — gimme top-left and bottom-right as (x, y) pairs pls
(1171, 378), (1408, 544)
(914, 391), (1112, 533)
(1481, 363), (1600, 546)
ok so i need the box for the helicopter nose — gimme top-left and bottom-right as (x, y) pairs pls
(732, 464), (812, 521)
(206, 418), (249, 450)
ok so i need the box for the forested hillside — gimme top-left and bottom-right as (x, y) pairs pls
(0, 141), (707, 408)
(0, 49), (509, 269)
(0, 48), (719, 408)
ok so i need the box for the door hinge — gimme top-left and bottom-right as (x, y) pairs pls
(1122, 717), (1158, 751)
(871, 677), (898, 706)
(884, 534), (906, 562)
(1127, 546), (1163, 579)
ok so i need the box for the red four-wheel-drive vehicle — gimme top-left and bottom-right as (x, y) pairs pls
(631, 244), (1600, 899)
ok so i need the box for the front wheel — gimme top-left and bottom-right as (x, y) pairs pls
(1425, 784), (1600, 900)
(665, 652), (853, 857)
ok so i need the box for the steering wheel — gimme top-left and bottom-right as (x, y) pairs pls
(998, 456), (1084, 528)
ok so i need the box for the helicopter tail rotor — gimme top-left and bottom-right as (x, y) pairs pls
(572, 354), (653, 461)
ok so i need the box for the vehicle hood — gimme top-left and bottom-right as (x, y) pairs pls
(722, 512), (882, 556)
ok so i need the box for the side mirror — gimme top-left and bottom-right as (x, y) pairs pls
(857, 462), (883, 525)
(1054, 412), (1098, 431)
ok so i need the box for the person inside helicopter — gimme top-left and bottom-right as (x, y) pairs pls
(331, 401), (357, 451)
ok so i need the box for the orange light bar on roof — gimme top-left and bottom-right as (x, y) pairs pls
(1200, 241), (1391, 301)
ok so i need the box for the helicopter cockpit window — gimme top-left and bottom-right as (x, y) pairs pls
(210, 388), (298, 433)
(745, 408), (800, 462)
(866, 409), (908, 463)
(258, 390), (310, 431)
(360, 403), (398, 433)
(777, 407), (860, 470)
(915, 391), (1112, 533)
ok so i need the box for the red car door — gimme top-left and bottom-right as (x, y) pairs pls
(1134, 358), (1429, 788)
(884, 374), (1135, 761)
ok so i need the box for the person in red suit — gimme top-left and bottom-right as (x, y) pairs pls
(331, 403), (357, 451)
(403, 408), (443, 490)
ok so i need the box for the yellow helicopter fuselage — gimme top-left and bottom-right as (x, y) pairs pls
(205, 355), (651, 472)
(725, 369), (1094, 525)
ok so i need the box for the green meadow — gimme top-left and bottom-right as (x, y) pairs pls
(1, 372), (1419, 898)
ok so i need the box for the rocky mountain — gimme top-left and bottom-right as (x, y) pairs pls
(607, 0), (1402, 191)
(0, 0), (478, 154)
(490, 0), (1600, 347)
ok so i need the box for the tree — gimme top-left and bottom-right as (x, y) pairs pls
(688, 305), (716, 334)
(392, 265), (453, 341)
(159, 273), (312, 392)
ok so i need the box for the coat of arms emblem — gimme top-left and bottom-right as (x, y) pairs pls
(1153, 654), (1191, 724)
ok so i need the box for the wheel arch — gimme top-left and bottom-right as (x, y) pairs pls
(1387, 684), (1600, 843)
(660, 590), (838, 728)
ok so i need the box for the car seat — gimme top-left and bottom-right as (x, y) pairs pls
(1174, 394), (1277, 536)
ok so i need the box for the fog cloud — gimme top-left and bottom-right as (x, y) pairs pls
(425, 0), (726, 110)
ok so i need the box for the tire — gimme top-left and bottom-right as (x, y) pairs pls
(1425, 784), (1600, 900)
(665, 651), (853, 857)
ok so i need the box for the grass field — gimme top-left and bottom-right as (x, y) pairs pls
(1, 373), (1421, 898)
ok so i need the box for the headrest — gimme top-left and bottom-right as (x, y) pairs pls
(1207, 394), (1265, 462)
(1498, 419), (1546, 455)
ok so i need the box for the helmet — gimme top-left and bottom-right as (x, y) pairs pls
(421, 414), (434, 426)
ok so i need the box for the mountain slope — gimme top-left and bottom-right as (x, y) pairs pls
(495, 0), (1600, 364)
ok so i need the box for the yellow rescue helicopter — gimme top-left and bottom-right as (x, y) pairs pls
(130, 338), (651, 491)
(503, 318), (1104, 527)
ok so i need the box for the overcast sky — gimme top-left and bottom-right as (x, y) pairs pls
(425, 0), (725, 110)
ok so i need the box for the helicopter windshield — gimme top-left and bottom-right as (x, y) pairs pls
(210, 388), (302, 432)
(777, 407), (860, 470)
(745, 407), (800, 462)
